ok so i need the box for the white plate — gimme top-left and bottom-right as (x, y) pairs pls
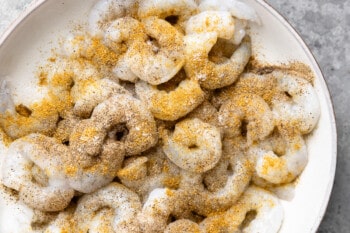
(0, 0), (337, 232)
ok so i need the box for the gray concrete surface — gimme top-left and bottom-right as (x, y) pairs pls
(0, 0), (348, 232)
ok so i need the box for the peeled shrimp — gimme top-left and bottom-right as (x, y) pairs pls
(74, 183), (141, 233)
(70, 94), (158, 156)
(67, 139), (125, 193)
(0, 80), (59, 139)
(162, 118), (222, 173)
(44, 210), (74, 233)
(218, 93), (274, 144)
(169, 137), (253, 217)
(199, 0), (261, 24)
(104, 17), (146, 82)
(117, 148), (181, 200)
(88, 0), (138, 37)
(251, 133), (308, 184)
(1, 134), (74, 212)
(214, 72), (278, 107)
(136, 79), (205, 121)
(271, 71), (321, 134)
(138, 0), (198, 31)
(127, 17), (185, 85)
(192, 138), (253, 216)
(104, 17), (146, 52)
(200, 186), (283, 233)
(184, 33), (251, 89)
(165, 219), (201, 233)
(138, 188), (176, 233)
(165, 187), (282, 232)
(113, 54), (139, 82)
(73, 78), (128, 118)
(186, 11), (235, 40)
(187, 100), (220, 127)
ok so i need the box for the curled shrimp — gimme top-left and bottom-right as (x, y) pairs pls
(53, 111), (80, 144)
(187, 100), (220, 127)
(138, 188), (176, 233)
(184, 33), (251, 89)
(200, 186), (283, 233)
(186, 11), (235, 40)
(191, 137), (253, 216)
(1, 134), (74, 212)
(271, 71), (321, 134)
(117, 148), (181, 200)
(213, 72), (278, 108)
(135, 78), (205, 121)
(88, 0), (138, 37)
(67, 138), (125, 193)
(104, 17), (146, 82)
(198, 0), (259, 44)
(70, 94), (157, 158)
(162, 118), (222, 173)
(74, 182), (141, 233)
(138, 0), (198, 31)
(44, 209), (74, 233)
(218, 93), (274, 144)
(104, 17), (146, 52)
(0, 80), (59, 139)
(127, 17), (185, 85)
(251, 132), (308, 184)
(165, 219), (201, 233)
(73, 78), (128, 118)
(198, 0), (261, 24)
(168, 137), (253, 217)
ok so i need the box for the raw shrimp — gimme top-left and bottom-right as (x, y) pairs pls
(67, 139), (125, 193)
(251, 133), (308, 184)
(1, 134), (74, 212)
(214, 72), (278, 107)
(186, 11), (235, 40)
(104, 17), (146, 53)
(191, 138), (253, 216)
(200, 186), (283, 233)
(0, 80), (59, 139)
(271, 71), (321, 134)
(113, 54), (138, 82)
(199, 0), (261, 24)
(70, 94), (157, 157)
(104, 17), (146, 82)
(162, 118), (222, 173)
(74, 183), (141, 233)
(88, 0), (138, 37)
(218, 93), (274, 144)
(135, 79), (205, 121)
(166, 187), (283, 233)
(127, 17), (185, 85)
(184, 33), (251, 89)
(165, 219), (201, 233)
(44, 210), (74, 233)
(73, 78), (128, 118)
(138, 188), (176, 233)
(170, 137), (253, 217)
(187, 100), (220, 127)
(138, 0), (198, 31)
(117, 148), (181, 200)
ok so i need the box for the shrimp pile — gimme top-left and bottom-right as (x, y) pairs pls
(0, 0), (321, 232)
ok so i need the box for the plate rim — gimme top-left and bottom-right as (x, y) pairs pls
(254, 0), (337, 231)
(0, 0), (337, 232)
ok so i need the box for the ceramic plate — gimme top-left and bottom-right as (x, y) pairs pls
(0, 0), (337, 232)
